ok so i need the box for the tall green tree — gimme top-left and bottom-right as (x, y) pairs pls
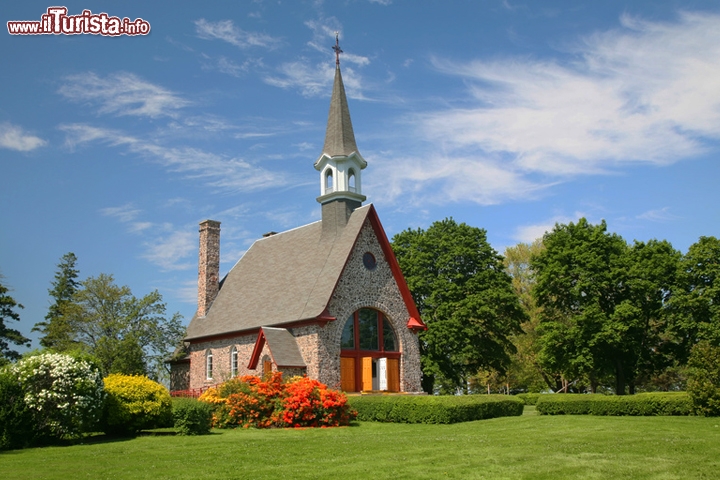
(615, 239), (681, 392)
(60, 274), (185, 380)
(501, 240), (556, 392)
(532, 219), (682, 394)
(0, 274), (30, 363)
(669, 236), (720, 358)
(392, 218), (526, 394)
(32, 252), (80, 350)
(532, 219), (630, 393)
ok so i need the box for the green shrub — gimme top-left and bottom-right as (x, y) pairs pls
(103, 374), (173, 434)
(13, 353), (104, 442)
(348, 394), (523, 424)
(687, 341), (720, 416)
(535, 392), (692, 416)
(516, 393), (541, 405)
(0, 369), (34, 450)
(172, 398), (213, 435)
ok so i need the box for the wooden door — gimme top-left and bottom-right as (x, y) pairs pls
(362, 357), (373, 391)
(340, 357), (356, 392)
(387, 358), (400, 392)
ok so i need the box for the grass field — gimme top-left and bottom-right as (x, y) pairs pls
(3, 410), (720, 479)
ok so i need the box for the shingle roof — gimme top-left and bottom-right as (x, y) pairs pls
(185, 204), (373, 341)
(321, 66), (359, 158)
(261, 327), (306, 368)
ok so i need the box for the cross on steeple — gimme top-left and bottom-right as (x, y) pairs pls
(332, 32), (343, 66)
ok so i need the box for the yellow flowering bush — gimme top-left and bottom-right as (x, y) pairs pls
(103, 374), (172, 434)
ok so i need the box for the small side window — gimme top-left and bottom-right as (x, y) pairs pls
(206, 351), (214, 380)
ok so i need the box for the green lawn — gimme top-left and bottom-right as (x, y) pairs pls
(3, 413), (720, 479)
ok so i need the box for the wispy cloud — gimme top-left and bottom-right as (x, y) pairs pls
(374, 11), (720, 209)
(142, 230), (196, 271)
(423, 12), (720, 176)
(265, 60), (367, 99)
(60, 124), (286, 192)
(59, 72), (190, 118)
(636, 207), (679, 222)
(195, 19), (278, 49)
(371, 154), (548, 207)
(100, 203), (141, 223)
(512, 215), (582, 243)
(0, 122), (46, 151)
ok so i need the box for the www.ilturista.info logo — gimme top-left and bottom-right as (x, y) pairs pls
(7, 7), (150, 36)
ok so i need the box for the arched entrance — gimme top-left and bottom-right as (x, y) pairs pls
(340, 308), (400, 392)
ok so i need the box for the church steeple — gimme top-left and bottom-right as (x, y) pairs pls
(315, 33), (367, 221)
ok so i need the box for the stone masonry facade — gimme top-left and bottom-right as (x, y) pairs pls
(183, 218), (423, 393)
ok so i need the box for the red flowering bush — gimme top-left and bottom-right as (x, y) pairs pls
(199, 373), (355, 428)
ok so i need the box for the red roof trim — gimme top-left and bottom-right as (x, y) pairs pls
(366, 205), (426, 330)
(406, 316), (427, 331)
(248, 329), (267, 369)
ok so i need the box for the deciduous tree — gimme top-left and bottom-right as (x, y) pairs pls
(60, 274), (184, 380)
(392, 218), (526, 394)
(669, 236), (720, 358)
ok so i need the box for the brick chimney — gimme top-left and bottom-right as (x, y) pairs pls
(197, 220), (220, 317)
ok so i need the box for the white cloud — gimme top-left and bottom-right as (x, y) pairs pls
(375, 11), (720, 209)
(512, 215), (580, 243)
(59, 72), (190, 118)
(422, 12), (720, 177)
(101, 203), (141, 223)
(636, 207), (679, 222)
(369, 0), (392, 5)
(142, 230), (196, 271)
(195, 19), (278, 49)
(0, 122), (46, 151)
(265, 61), (366, 99)
(370, 154), (550, 207)
(60, 124), (285, 192)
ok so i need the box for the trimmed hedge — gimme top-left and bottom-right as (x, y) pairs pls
(536, 392), (692, 416)
(516, 393), (541, 405)
(348, 394), (523, 424)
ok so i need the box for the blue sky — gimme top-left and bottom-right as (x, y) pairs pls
(2, 0), (719, 351)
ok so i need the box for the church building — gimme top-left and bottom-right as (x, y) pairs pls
(170, 38), (426, 394)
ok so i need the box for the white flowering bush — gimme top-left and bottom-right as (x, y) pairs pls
(13, 353), (104, 440)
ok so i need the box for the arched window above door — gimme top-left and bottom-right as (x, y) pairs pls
(341, 308), (397, 352)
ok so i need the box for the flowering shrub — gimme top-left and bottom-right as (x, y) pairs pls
(103, 374), (173, 434)
(199, 373), (355, 428)
(13, 353), (104, 441)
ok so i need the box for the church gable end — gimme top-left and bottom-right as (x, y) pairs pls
(316, 214), (423, 392)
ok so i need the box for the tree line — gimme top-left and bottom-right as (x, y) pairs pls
(391, 218), (720, 395)
(0, 253), (184, 381)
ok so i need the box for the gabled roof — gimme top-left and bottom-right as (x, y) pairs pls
(248, 327), (306, 369)
(185, 203), (426, 342)
(320, 66), (359, 159)
(185, 204), (372, 341)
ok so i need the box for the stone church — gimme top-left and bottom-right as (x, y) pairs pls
(170, 42), (426, 394)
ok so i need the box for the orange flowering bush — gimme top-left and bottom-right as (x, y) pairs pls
(198, 373), (355, 428)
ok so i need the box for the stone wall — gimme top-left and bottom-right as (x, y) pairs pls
(319, 218), (423, 392)
(169, 361), (190, 391)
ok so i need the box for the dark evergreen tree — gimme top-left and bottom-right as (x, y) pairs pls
(32, 252), (80, 350)
(0, 274), (30, 363)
